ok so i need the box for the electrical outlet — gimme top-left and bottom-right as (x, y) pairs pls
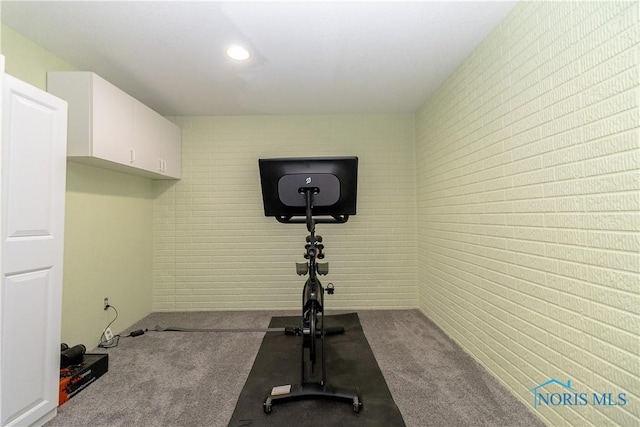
(103, 297), (109, 310)
(104, 328), (113, 342)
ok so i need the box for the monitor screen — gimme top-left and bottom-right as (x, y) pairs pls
(258, 156), (358, 220)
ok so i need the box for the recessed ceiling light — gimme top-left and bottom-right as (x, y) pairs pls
(226, 45), (250, 61)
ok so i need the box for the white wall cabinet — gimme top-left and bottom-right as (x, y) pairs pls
(47, 72), (181, 179)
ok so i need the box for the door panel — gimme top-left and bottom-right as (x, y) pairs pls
(2, 269), (52, 422)
(5, 93), (55, 238)
(1, 73), (67, 426)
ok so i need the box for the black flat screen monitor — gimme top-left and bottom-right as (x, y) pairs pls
(259, 156), (358, 221)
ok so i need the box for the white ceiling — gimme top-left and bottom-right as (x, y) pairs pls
(2, 1), (517, 116)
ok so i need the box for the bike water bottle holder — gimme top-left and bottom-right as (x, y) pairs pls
(296, 262), (308, 275)
(317, 262), (329, 275)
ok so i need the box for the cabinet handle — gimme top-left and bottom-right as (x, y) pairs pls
(159, 159), (167, 173)
(130, 149), (136, 163)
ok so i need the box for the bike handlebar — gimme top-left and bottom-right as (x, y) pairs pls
(275, 215), (349, 225)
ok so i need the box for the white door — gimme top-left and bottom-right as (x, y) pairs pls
(0, 74), (67, 426)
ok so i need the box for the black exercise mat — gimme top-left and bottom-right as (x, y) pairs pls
(229, 313), (405, 426)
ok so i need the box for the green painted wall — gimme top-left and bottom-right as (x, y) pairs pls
(415, 2), (639, 426)
(153, 115), (417, 311)
(2, 25), (154, 348)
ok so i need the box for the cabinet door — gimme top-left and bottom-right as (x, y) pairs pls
(1, 74), (67, 426)
(91, 74), (134, 166)
(132, 98), (163, 173)
(159, 119), (182, 179)
(47, 72), (92, 157)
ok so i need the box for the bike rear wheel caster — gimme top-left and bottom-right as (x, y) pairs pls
(263, 397), (273, 414)
(353, 396), (362, 412)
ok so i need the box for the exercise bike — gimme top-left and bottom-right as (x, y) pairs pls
(258, 157), (362, 414)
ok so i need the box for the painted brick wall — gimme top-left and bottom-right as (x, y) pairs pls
(416, 2), (638, 426)
(153, 115), (417, 311)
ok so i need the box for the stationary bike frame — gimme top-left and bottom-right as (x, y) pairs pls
(263, 187), (361, 413)
(301, 208), (326, 383)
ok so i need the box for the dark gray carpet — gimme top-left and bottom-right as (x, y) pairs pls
(45, 310), (545, 427)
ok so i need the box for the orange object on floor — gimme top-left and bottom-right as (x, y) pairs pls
(58, 354), (109, 406)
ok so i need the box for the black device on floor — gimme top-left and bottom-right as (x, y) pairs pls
(258, 156), (361, 413)
(61, 344), (86, 368)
